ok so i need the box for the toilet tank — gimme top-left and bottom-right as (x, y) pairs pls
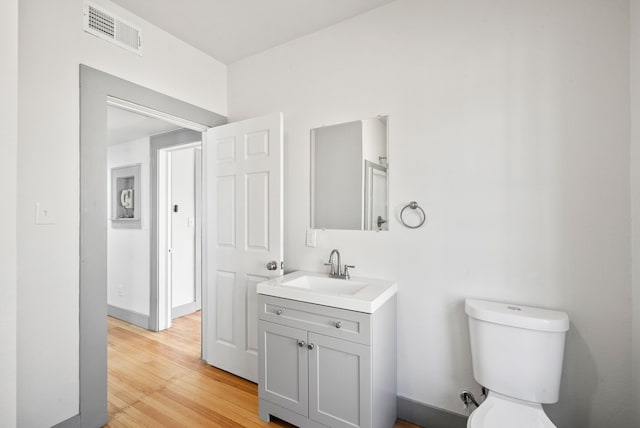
(465, 299), (569, 404)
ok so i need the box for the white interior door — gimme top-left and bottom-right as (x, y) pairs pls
(204, 112), (283, 382)
(170, 147), (197, 318)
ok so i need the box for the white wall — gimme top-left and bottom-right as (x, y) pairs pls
(631, 0), (640, 425)
(0, 0), (18, 426)
(17, 0), (226, 425)
(229, 0), (632, 426)
(107, 138), (151, 316)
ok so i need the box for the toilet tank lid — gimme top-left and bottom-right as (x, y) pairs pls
(465, 299), (569, 332)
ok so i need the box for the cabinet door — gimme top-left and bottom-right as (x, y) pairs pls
(258, 320), (308, 416)
(308, 333), (371, 428)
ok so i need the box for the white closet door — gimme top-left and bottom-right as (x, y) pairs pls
(170, 147), (196, 315)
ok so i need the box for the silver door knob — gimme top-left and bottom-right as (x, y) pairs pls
(298, 340), (305, 347)
(266, 260), (278, 270)
(275, 309), (283, 316)
(335, 321), (342, 329)
(307, 343), (315, 350)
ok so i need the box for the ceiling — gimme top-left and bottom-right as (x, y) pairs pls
(107, 106), (181, 145)
(109, 0), (396, 64)
(106, 1), (397, 141)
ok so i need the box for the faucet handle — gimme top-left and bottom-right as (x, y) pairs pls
(343, 265), (355, 279)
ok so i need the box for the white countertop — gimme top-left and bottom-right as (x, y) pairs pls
(257, 270), (397, 313)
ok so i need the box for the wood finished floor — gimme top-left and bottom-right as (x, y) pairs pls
(106, 312), (420, 428)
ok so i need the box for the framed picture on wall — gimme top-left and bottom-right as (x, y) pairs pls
(110, 164), (141, 228)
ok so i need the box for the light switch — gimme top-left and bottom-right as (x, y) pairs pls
(306, 229), (317, 247)
(35, 202), (55, 225)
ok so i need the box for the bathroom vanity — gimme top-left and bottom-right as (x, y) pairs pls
(257, 271), (397, 428)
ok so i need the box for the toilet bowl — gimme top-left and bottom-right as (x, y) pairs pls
(467, 391), (555, 428)
(465, 299), (569, 428)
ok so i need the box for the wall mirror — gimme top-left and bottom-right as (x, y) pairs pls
(311, 116), (388, 231)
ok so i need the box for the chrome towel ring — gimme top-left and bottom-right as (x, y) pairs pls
(400, 201), (426, 229)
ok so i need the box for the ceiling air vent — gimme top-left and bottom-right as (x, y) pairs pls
(83, 3), (143, 55)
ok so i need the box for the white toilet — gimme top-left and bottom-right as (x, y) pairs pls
(465, 299), (569, 428)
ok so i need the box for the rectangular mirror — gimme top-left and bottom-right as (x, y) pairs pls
(311, 116), (388, 231)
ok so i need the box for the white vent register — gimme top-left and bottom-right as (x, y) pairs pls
(83, 3), (143, 55)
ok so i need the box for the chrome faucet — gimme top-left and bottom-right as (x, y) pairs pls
(324, 249), (355, 279)
(325, 249), (341, 276)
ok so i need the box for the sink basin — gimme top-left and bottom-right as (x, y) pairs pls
(257, 270), (397, 313)
(281, 275), (367, 296)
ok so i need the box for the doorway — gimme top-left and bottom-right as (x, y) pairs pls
(106, 103), (204, 332)
(105, 102), (207, 425)
(80, 65), (226, 427)
(166, 145), (201, 321)
(153, 135), (203, 332)
(81, 66), (283, 427)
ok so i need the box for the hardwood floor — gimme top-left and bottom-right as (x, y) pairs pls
(106, 312), (420, 428)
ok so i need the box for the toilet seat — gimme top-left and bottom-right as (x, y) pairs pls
(467, 391), (556, 428)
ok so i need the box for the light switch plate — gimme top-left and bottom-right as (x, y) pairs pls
(306, 229), (317, 247)
(35, 202), (55, 225)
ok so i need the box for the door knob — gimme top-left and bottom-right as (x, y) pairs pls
(307, 343), (315, 350)
(298, 340), (306, 347)
(266, 260), (278, 270)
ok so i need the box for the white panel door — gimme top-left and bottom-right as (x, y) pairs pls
(204, 112), (283, 382)
(170, 147), (196, 313)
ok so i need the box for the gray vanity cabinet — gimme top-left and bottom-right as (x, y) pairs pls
(308, 332), (371, 428)
(258, 294), (397, 428)
(258, 321), (309, 415)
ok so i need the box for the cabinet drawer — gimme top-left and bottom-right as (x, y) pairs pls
(258, 295), (371, 345)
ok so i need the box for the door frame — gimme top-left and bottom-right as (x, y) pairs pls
(363, 160), (387, 231)
(150, 131), (203, 332)
(79, 65), (226, 427)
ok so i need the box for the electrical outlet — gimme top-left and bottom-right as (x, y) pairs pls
(118, 286), (124, 296)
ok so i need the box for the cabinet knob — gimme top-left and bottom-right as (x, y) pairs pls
(335, 321), (342, 329)
(298, 340), (305, 347)
(275, 309), (283, 316)
(307, 343), (315, 350)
